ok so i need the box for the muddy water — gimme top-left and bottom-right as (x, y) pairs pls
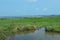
(5, 28), (60, 40)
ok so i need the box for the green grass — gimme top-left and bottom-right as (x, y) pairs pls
(45, 25), (60, 32)
(0, 16), (60, 40)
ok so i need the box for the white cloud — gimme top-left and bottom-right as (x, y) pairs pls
(43, 8), (48, 11)
(26, 0), (38, 2)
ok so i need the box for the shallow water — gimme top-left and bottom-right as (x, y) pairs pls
(6, 28), (60, 40)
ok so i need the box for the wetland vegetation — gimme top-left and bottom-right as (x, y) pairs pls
(0, 15), (60, 40)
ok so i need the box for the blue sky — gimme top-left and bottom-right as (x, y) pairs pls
(0, 0), (60, 16)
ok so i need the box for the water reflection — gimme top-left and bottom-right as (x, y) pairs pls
(6, 28), (60, 40)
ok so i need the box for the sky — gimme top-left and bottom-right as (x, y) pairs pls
(0, 0), (60, 16)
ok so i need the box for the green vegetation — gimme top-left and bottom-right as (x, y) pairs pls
(0, 16), (60, 40)
(45, 25), (60, 32)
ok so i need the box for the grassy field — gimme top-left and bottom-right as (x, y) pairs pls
(0, 16), (60, 40)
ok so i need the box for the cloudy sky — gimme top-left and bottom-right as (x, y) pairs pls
(0, 0), (60, 16)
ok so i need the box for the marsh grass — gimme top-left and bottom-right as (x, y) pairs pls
(45, 25), (60, 32)
(0, 17), (60, 40)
